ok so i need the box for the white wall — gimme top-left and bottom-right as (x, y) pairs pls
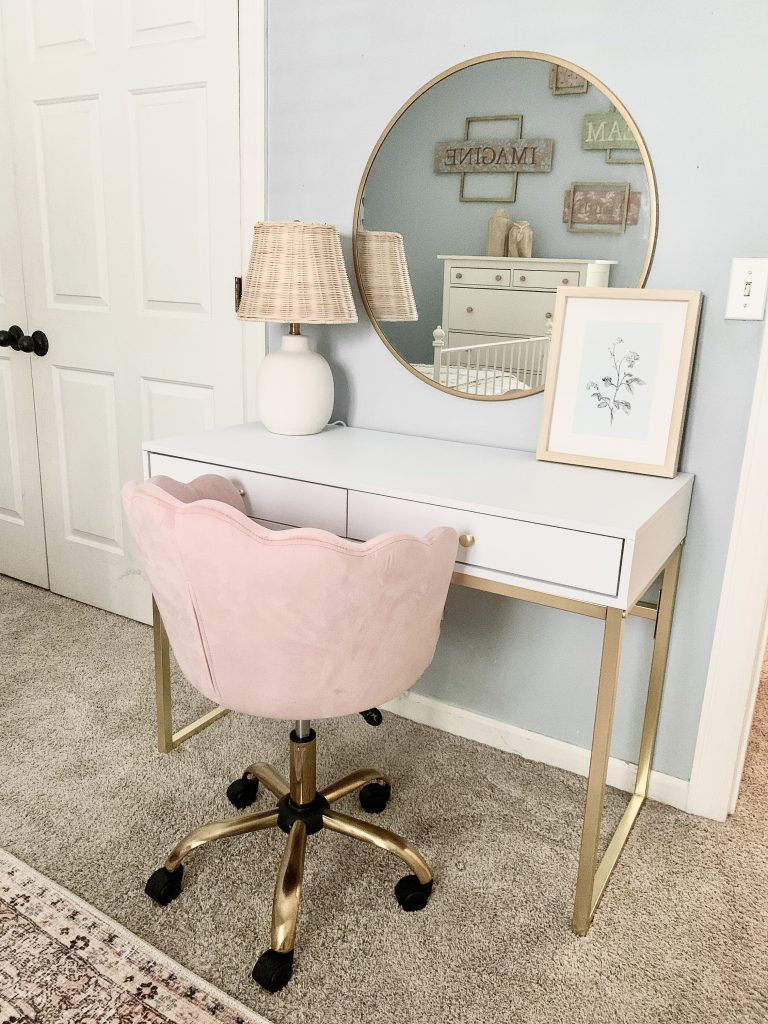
(266, 0), (768, 780)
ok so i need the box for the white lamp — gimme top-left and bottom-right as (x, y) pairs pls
(237, 221), (358, 435)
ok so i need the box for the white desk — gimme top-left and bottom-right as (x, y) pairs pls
(143, 422), (692, 936)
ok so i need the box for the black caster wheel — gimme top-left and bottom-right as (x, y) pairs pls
(359, 781), (391, 814)
(145, 865), (183, 906)
(394, 874), (432, 912)
(252, 949), (294, 992)
(226, 773), (260, 809)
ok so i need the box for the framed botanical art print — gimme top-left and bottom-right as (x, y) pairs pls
(537, 288), (703, 477)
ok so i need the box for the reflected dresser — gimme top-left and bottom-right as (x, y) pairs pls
(439, 255), (616, 344)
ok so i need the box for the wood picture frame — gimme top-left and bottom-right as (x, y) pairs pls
(537, 288), (703, 477)
(549, 64), (589, 95)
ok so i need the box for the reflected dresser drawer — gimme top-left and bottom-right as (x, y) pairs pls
(347, 490), (624, 597)
(448, 287), (554, 336)
(451, 266), (511, 287)
(512, 268), (580, 288)
(146, 453), (347, 534)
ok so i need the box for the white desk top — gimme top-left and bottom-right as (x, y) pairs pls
(144, 423), (693, 540)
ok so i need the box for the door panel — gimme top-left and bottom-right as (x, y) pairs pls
(0, 34), (48, 588)
(0, 359), (25, 521)
(1, 0), (245, 621)
(130, 84), (211, 316)
(128, 1), (205, 47)
(34, 95), (110, 309)
(140, 377), (215, 440)
(29, 0), (95, 56)
(52, 366), (124, 553)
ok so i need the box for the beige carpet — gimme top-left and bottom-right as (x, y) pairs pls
(1, 574), (767, 1024)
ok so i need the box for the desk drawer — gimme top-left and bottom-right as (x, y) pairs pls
(147, 454), (347, 534)
(347, 490), (623, 597)
(449, 287), (554, 335)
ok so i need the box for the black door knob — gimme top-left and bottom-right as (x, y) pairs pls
(33, 331), (49, 357)
(0, 326), (48, 356)
(7, 325), (23, 351)
(31, 331), (48, 357)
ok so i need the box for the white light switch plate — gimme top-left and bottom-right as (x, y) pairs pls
(725, 258), (768, 320)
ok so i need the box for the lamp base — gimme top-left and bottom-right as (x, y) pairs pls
(256, 334), (334, 435)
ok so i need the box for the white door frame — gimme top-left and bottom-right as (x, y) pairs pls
(239, 0), (267, 416)
(687, 314), (768, 821)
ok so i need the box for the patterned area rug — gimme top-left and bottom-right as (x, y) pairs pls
(0, 848), (270, 1024)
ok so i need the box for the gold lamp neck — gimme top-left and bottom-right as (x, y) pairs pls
(289, 322), (302, 335)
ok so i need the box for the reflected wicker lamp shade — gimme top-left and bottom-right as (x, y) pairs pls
(356, 230), (418, 322)
(236, 222), (358, 436)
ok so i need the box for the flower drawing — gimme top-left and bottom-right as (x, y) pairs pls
(585, 338), (645, 424)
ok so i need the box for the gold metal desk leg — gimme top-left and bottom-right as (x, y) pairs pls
(572, 606), (626, 935)
(635, 545), (683, 799)
(152, 598), (230, 753)
(571, 543), (683, 936)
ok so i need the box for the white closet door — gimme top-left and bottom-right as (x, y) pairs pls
(0, 48), (48, 589)
(0, 0), (246, 622)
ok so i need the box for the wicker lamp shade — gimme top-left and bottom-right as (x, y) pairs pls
(237, 221), (358, 325)
(356, 230), (418, 322)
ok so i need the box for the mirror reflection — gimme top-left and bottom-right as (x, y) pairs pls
(354, 54), (656, 401)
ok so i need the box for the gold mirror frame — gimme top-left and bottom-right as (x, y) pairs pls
(352, 50), (659, 402)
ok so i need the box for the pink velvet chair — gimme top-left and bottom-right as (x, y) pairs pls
(122, 474), (457, 992)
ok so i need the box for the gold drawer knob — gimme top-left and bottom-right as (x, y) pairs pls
(519, 275), (526, 282)
(562, 277), (569, 284)
(495, 273), (502, 281)
(455, 272), (463, 279)
(545, 312), (552, 319)
(459, 532), (475, 548)
(238, 487), (246, 497)
(466, 306), (473, 313)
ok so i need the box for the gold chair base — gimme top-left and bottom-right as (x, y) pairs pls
(151, 727), (431, 987)
(153, 543), (684, 941)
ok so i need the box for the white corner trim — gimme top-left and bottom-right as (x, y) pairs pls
(687, 316), (768, 822)
(384, 690), (689, 813)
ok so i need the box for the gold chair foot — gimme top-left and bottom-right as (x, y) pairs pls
(244, 762), (290, 799)
(271, 820), (307, 953)
(322, 809), (433, 885)
(321, 768), (391, 805)
(165, 807), (279, 872)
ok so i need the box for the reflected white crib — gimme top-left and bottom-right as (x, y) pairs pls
(424, 325), (550, 396)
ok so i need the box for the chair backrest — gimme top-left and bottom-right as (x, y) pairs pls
(122, 475), (458, 720)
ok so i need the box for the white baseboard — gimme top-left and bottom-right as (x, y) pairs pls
(384, 690), (690, 813)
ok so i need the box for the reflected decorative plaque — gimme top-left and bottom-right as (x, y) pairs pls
(563, 182), (641, 233)
(549, 64), (589, 95)
(434, 114), (554, 204)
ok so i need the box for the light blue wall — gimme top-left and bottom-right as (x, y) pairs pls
(363, 56), (651, 363)
(267, 0), (768, 780)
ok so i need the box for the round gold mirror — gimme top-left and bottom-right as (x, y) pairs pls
(353, 51), (657, 401)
